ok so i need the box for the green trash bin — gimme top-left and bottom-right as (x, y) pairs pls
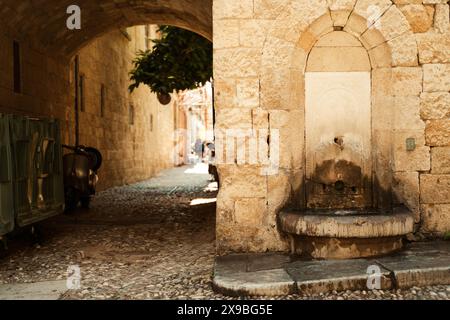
(10, 115), (64, 228)
(0, 114), (14, 237)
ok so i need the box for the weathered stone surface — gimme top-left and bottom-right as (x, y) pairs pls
(426, 120), (450, 147)
(376, 242), (450, 288)
(328, 0), (356, 11)
(213, 242), (450, 297)
(376, 5), (411, 41)
(213, 254), (296, 296)
(280, 207), (416, 259)
(421, 204), (450, 234)
(399, 4), (434, 33)
(260, 37), (298, 110)
(369, 41), (392, 68)
(353, 0), (392, 21)
(420, 92), (450, 120)
(253, 0), (288, 19)
(392, 67), (423, 96)
(267, 170), (297, 214)
(270, 0), (329, 43)
(394, 96), (425, 130)
(269, 110), (304, 170)
(213, 268), (296, 297)
(234, 198), (267, 225)
(420, 174), (450, 204)
(214, 48), (261, 78)
(431, 147), (450, 174)
(344, 12), (370, 38)
(387, 32), (418, 67)
(417, 32), (450, 64)
(218, 165), (267, 198)
(213, 0), (253, 19)
(393, 0), (423, 4)
(434, 4), (450, 33)
(213, 20), (240, 49)
(331, 10), (353, 27)
(393, 172), (421, 223)
(279, 208), (414, 238)
(215, 108), (252, 129)
(239, 19), (272, 48)
(423, 64), (450, 92)
(315, 31), (362, 47)
(393, 131), (430, 179)
(307, 46), (371, 71)
(288, 259), (393, 293)
(214, 78), (237, 108)
(372, 68), (394, 96)
(236, 78), (260, 108)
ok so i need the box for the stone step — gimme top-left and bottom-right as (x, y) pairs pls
(213, 242), (450, 297)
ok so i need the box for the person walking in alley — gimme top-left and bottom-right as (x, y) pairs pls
(194, 139), (203, 163)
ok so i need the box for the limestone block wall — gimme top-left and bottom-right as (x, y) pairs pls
(75, 26), (177, 190)
(213, 0), (450, 254)
(0, 25), (177, 192)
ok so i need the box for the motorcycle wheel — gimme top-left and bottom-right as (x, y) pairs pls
(80, 196), (91, 209)
(65, 187), (80, 212)
(85, 147), (103, 172)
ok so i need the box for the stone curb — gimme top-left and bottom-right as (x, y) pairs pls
(213, 264), (450, 297)
(213, 242), (450, 297)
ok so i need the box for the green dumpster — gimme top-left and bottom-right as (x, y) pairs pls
(9, 115), (64, 228)
(0, 114), (14, 236)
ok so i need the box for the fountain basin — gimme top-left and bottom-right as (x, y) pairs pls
(278, 207), (414, 259)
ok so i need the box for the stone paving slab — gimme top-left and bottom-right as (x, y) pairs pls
(0, 280), (67, 300)
(287, 259), (393, 294)
(213, 242), (450, 297)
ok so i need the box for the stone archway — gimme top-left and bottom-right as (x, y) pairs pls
(0, 0), (212, 58)
(304, 31), (373, 210)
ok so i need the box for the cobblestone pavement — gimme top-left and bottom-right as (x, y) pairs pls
(0, 164), (449, 300)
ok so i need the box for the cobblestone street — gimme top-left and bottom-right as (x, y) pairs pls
(0, 164), (448, 300)
(0, 164), (219, 299)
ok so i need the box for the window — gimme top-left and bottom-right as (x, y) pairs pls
(13, 41), (21, 93)
(79, 74), (85, 112)
(100, 84), (106, 117)
(129, 104), (135, 125)
(150, 114), (153, 132)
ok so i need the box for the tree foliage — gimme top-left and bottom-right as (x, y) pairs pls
(129, 26), (212, 95)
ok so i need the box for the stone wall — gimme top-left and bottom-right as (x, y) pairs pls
(0, 25), (179, 192)
(213, 0), (450, 254)
(75, 26), (177, 190)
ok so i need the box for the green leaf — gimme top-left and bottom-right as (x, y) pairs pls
(129, 26), (212, 95)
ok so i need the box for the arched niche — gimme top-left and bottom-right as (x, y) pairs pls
(304, 31), (373, 209)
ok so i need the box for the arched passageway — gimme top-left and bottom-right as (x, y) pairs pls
(0, 1), (217, 299)
(0, 1), (214, 191)
(0, 0), (212, 57)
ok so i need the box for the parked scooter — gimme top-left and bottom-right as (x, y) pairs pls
(62, 145), (102, 211)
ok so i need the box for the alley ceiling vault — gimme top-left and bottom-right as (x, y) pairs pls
(0, 0), (212, 57)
